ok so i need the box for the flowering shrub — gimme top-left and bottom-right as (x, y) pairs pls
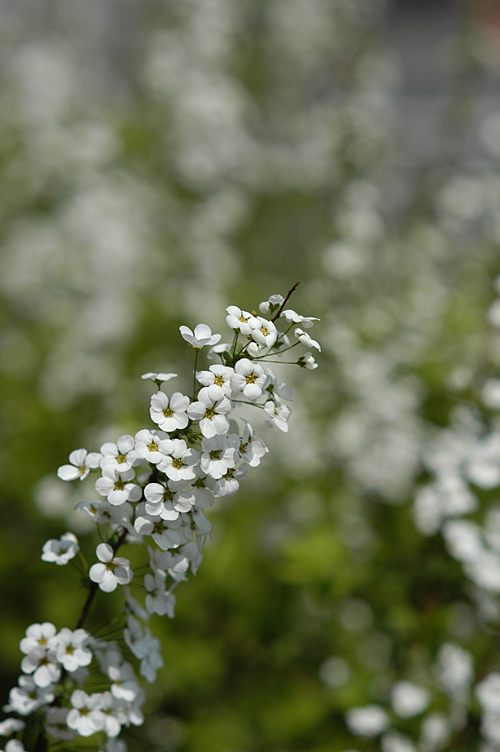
(0, 288), (320, 752)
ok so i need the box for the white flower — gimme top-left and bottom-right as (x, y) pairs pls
(381, 731), (417, 752)
(442, 519), (483, 563)
(134, 513), (188, 550)
(187, 387), (232, 438)
(264, 400), (291, 432)
(4, 676), (54, 715)
(89, 544), (133, 592)
(144, 481), (184, 520)
(144, 572), (176, 617)
(157, 438), (200, 482)
(436, 642), (474, 695)
(139, 634), (163, 683)
(345, 705), (390, 736)
(225, 306), (253, 335)
(200, 435), (237, 479)
(294, 327), (321, 351)
(390, 681), (430, 718)
(108, 662), (141, 703)
(95, 467), (142, 506)
(179, 323), (221, 349)
(212, 464), (247, 498)
(41, 532), (79, 565)
(99, 691), (124, 738)
(49, 628), (92, 672)
(477, 673), (500, 711)
(298, 351), (318, 370)
(149, 391), (190, 432)
(190, 471), (215, 508)
(141, 371), (177, 383)
(259, 294), (284, 315)
(281, 309), (319, 328)
(100, 435), (141, 474)
(134, 428), (169, 464)
(66, 690), (106, 737)
(197, 365), (234, 397)
(231, 359), (267, 401)
(232, 420), (268, 467)
(419, 713), (450, 750)
(20, 648), (60, 688)
(124, 616), (149, 659)
(20, 623), (57, 655)
(57, 448), (102, 481)
(3, 741), (25, 752)
(0, 719), (25, 736)
(75, 501), (133, 530)
(248, 316), (278, 348)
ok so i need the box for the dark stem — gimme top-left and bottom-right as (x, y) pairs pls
(271, 282), (300, 323)
(74, 528), (128, 631)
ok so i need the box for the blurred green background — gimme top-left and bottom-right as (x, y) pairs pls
(2, 0), (500, 750)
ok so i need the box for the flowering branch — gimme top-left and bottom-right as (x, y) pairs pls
(0, 291), (321, 752)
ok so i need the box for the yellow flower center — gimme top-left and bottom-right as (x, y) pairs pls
(117, 453), (127, 463)
(163, 407), (174, 418)
(214, 375), (224, 386)
(204, 407), (216, 419)
(148, 442), (159, 452)
(246, 373), (257, 384)
(172, 458), (184, 469)
(114, 480), (125, 491)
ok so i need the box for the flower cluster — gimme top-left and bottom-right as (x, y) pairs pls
(0, 290), (319, 751)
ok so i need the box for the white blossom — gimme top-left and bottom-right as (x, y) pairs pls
(197, 364), (234, 397)
(345, 705), (390, 736)
(100, 435), (141, 474)
(19, 623), (57, 655)
(89, 543), (133, 592)
(95, 467), (141, 506)
(57, 448), (102, 481)
(281, 308), (319, 328)
(390, 681), (430, 718)
(149, 391), (190, 432)
(179, 323), (221, 349)
(135, 428), (169, 464)
(0, 719), (25, 736)
(294, 327), (321, 351)
(200, 435), (237, 479)
(248, 315), (278, 348)
(141, 371), (177, 383)
(4, 676), (54, 715)
(157, 438), (200, 482)
(66, 690), (106, 737)
(50, 628), (92, 672)
(225, 306), (253, 335)
(187, 386), (232, 438)
(231, 358), (267, 401)
(264, 400), (291, 432)
(41, 532), (79, 565)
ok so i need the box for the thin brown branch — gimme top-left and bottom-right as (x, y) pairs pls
(271, 282), (300, 322)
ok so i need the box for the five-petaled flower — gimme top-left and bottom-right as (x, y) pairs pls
(89, 543), (133, 592)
